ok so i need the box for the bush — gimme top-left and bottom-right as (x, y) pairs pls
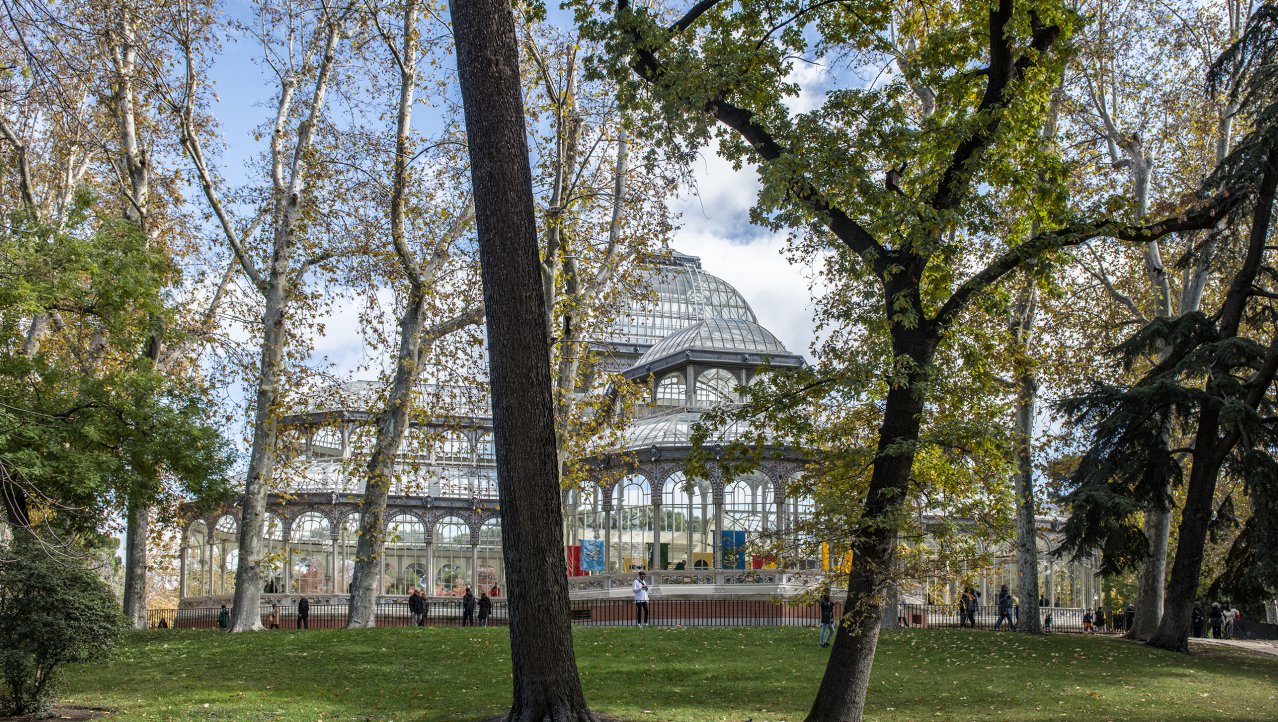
(0, 534), (129, 716)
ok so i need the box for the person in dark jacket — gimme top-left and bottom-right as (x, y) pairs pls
(1124, 604), (1135, 632)
(478, 592), (493, 626)
(297, 596), (310, 630)
(1192, 603), (1205, 638)
(818, 592), (835, 647)
(1209, 602), (1224, 639)
(462, 587), (476, 626)
(217, 604), (230, 630)
(408, 587), (426, 626)
(995, 585), (1015, 631)
(1095, 606), (1107, 633)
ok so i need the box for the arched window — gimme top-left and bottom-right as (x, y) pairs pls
(212, 515), (238, 595)
(612, 476), (651, 572)
(660, 474), (694, 569)
(478, 520), (503, 594)
(655, 373), (685, 406)
(476, 433), (496, 465)
(695, 368), (740, 405)
(434, 516), (471, 595)
(437, 431), (472, 464)
(186, 521), (209, 596)
(260, 514), (285, 594)
(291, 513), (332, 594)
(335, 514), (361, 595)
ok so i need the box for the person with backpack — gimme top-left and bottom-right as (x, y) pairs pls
(477, 591), (492, 626)
(1209, 602), (1224, 639)
(995, 585), (1015, 631)
(818, 591), (835, 647)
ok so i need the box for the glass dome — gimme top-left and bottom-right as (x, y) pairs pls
(634, 317), (793, 368)
(606, 250), (758, 346)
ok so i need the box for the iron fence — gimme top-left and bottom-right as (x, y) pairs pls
(146, 600), (1118, 633)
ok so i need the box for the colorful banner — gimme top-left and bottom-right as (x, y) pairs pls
(579, 539), (604, 573)
(720, 530), (747, 570)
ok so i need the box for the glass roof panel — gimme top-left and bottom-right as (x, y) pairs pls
(634, 317), (791, 368)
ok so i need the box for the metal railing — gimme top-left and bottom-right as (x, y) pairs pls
(146, 600), (1117, 633)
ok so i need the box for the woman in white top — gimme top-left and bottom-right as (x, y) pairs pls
(633, 571), (650, 626)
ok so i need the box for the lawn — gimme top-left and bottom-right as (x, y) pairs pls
(58, 627), (1278, 722)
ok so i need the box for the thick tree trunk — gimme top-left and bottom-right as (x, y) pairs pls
(807, 324), (932, 722)
(122, 497), (149, 629)
(451, 0), (597, 718)
(348, 287), (427, 627)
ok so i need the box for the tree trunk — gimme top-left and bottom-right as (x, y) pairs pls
(228, 278), (289, 632)
(122, 496), (149, 629)
(1129, 509), (1170, 639)
(807, 323), (932, 722)
(348, 286), (428, 627)
(451, 0), (597, 718)
(1012, 282), (1041, 634)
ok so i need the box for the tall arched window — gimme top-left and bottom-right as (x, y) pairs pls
(291, 512), (332, 594)
(612, 476), (651, 571)
(387, 514), (426, 595)
(261, 513), (286, 593)
(695, 368), (740, 405)
(336, 513), (360, 594)
(655, 373), (685, 406)
(186, 521), (208, 596)
(478, 520), (503, 595)
(434, 516), (471, 595)
(212, 515), (238, 595)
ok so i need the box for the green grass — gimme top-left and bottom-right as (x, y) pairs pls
(58, 627), (1278, 722)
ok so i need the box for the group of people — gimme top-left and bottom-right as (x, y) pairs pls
(1082, 604), (1134, 633)
(407, 586), (495, 626)
(217, 600), (301, 630)
(1194, 602), (1243, 639)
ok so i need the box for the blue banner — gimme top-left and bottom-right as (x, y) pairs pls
(579, 539), (604, 573)
(720, 530), (747, 570)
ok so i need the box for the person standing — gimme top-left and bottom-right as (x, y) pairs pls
(967, 588), (981, 629)
(1083, 609), (1094, 633)
(462, 586), (476, 626)
(1223, 604), (1236, 639)
(267, 603), (281, 629)
(818, 592), (835, 648)
(409, 587), (426, 627)
(1124, 604), (1135, 632)
(297, 596), (310, 630)
(995, 585), (1015, 631)
(1095, 606), (1106, 633)
(478, 591), (492, 626)
(1209, 602), (1223, 639)
(1192, 603), (1205, 638)
(217, 604), (230, 630)
(633, 571), (650, 627)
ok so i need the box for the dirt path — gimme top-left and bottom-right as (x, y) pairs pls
(1191, 637), (1278, 658)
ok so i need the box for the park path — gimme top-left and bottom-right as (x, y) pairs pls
(1191, 637), (1278, 658)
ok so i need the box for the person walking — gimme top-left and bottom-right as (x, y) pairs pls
(267, 603), (281, 630)
(633, 571), (650, 626)
(1209, 602), (1223, 639)
(478, 591), (492, 626)
(297, 596), (310, 630)
(1095, 606), (1106, 633)
(1223, 604), (1236, 639)
(1192, 603), (1205, 638)
(409, 587), (426, 627)
(995, 585), (1015, 631)
(217, 604), (230, 630)
(818, 591), (835, 647)
(461, 587), (476, 626)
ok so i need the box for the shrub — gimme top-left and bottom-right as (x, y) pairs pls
(0, 534), (129, 716)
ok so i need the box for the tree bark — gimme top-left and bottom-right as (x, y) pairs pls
(807, 321), (934, 722)
(122, 495), (149, 629)
(451, 0), (597, 718)
(1011, 281), (1042, 634)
